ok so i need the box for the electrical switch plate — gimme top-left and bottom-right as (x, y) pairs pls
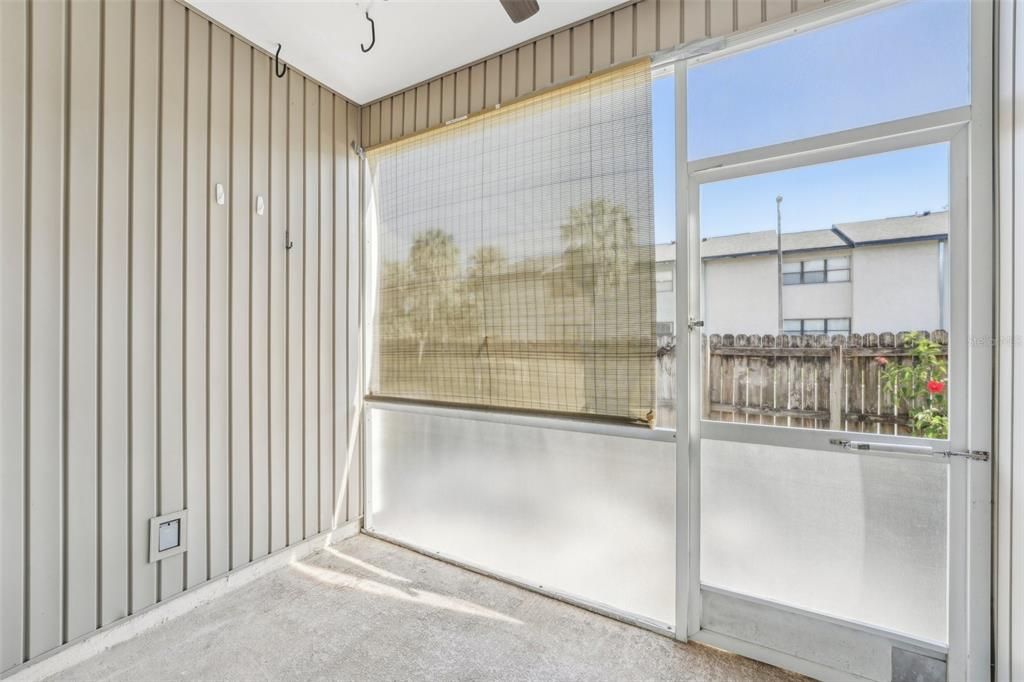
(149, 510), (188, 562)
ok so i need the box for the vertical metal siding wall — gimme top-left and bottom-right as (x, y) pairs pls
(0, 0), (363, 672)
(359, 0), (829, 147)
(996, 2), (1024, 679)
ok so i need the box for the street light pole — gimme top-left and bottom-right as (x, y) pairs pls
(776, 195), (784, 339)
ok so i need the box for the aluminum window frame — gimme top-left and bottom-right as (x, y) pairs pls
(666, 1), (992, 679)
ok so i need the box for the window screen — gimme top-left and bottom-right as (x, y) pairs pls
(367, 62), (656, 424)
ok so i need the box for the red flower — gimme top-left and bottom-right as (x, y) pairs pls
(927, 380), (945, 394)
(875, 356), (888, 365)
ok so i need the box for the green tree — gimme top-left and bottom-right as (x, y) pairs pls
(559, 199), (637, 296)
(408, 229), (461, 358)
(879, 332), (949, 439)
(378, 260), (413, 339)
(465, 245), (506, 339)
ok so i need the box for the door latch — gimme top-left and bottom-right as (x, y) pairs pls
(942, 449), (990, 462)
(688, 317), (705, 332)
(829, 438), (989, 462)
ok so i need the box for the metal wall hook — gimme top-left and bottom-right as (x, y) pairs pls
(360, 11), (376, 53)
(274, 43), (287, 78)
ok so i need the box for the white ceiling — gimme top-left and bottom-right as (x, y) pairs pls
(186, 0), (625, 104)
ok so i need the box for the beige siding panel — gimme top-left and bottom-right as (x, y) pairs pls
(130, 0), (160, 615)
(230, 38), (253, 570)
(100, 0), (133, 624)
(441, 73), (456, 122)
(387, 94), (400, 140)
(795, 0), (827, 10)
(415, 85), (428, 131)
(251, 53), (271, 561)
(361, 105), (371, 147)
(572, 22), (592, 77)
(391, 94), (405, 139)
(403, 92), (416, 137)
(268, 55), (289, 553)
(184, 9), (210, 588)
(369, 101), (381, 146)
(613, 7), (634, 64)
(4, 1), (360, 672)
(379, 97), (392, 145)
(534, 38), (552, 90)
(766, 0), (792, 21)
(469, 63), (486, 112)
(318, 91), (335, 533)
(346, 102), (361, 523)
(997, 4), (1024, 679)
(65, 0), (102, 642)
(158, 0), (187, 601)
(286, 69), (305, 546)
(636, 0), (658, 55)
(552, 29), (572, 83)
(27, 0), (65, 656)
(207, 25), (232, 579)
(303, 80), (320, 539)
(484, 57), (501, 108)
(455, 69), (470, 118)
(333, 98), (349, 527)
(517, 44), (534, 97)
(0, 0), (27, 668)
(684, 0), (709, 42)
(708, 0), (734, 36)
(592, 14), (612, 70)
(500, 52), (517, 103)
(362, 0), (828, 146)
(26, 0), (66, 655)
(659, 0), (682, 50)
(427, 80), (442, 128)
(738, 0), (764, 29)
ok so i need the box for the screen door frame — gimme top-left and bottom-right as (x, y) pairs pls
(669, 2), (993, 680)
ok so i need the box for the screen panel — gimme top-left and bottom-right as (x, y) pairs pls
(700, 438), (947, 643)
(368, 62), (657, 423)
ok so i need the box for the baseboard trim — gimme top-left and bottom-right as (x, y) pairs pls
(2, 519), (362, 681)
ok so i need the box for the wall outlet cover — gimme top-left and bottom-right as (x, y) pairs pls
(149, 510), (188, 563)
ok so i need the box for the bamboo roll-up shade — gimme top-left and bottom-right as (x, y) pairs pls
(367, 60), (656, 424)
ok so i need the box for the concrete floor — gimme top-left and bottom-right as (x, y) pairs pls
(55, 534), (802, 681)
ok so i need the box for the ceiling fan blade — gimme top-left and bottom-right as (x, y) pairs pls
(499, 0), (539, 23)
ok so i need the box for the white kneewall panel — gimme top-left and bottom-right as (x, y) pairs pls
(367, 405), (675, 627)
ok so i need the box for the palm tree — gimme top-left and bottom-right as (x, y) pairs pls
(560, 199), (637, 296)
(408, 229), (461, 360)
(465, 245), (506, 339)
(558, 199), (648, 416)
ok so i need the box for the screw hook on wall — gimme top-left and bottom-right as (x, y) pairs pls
(274, 43), (287, 78)
(360, 11), (376, 53)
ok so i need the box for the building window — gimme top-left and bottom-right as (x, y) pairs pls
(783, 318), (851, 335)
(656, 268), (674, 292)
(783, 256), (851, 285)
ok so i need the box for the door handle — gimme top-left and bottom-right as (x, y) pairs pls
(829, 438), (989, 461)
(688, 317), (705, 332)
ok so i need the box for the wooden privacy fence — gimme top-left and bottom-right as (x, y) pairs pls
(695, 331), (949, 435)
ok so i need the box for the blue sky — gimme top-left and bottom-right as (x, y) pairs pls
(652, 0), (969, 244)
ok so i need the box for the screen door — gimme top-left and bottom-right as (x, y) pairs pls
(684, 125), (984, 680)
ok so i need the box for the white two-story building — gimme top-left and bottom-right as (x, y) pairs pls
(656, 211), (949, 337)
